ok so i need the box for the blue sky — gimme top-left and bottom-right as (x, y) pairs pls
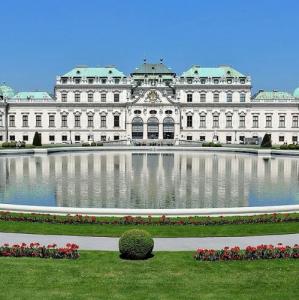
(1, 0), (299, 94)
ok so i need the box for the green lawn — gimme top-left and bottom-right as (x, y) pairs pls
(0, 251), (298, 300)
(0, 220), (298, 237)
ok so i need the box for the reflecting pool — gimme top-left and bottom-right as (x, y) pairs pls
(0, 151), (299, 208)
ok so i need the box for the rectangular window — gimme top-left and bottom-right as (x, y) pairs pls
(213, 79), (219, 84)
(74, 115), (81, 127)
(187, 135), (192, 141)
(101, 135), (106, 141)
(36, 115), (42, 128)
(200, 93), (206, 102)
(279, 136), (285, 142)
(200, 79), (206, 84)
(0, 115), (3, 127)
(239, 115), (245, 128)
(114, 115), (120, 127)
(187, 94), (193, 102)
(187, 115), (193, 127)
(279, 115), (285, 128)
(266, 115), (272, 128)
(292, 136), (298, 143)
(114, 135), (120, 141)
(252, 115), (259, 128)
(213, 115), (219, 128)
(74, 78), (80, 84)
(22, 115), (29, 127)
(23, 135), (28, 141)
(200, 115), (206, 128)
(49, 115), (55, 127)
(227, 79), (232, 84)
(75, 93), (80, 102)
(226, 136), (232, 144)
(61, 115), (68, 128)
(9, 115), (15, 127)
(115, 78), (120, 84)
(292, 115), (299, 128)
(226, 93), (232, 102)
(226, 115), (232, 128)
(61, 93), (67, 102)
(75, 135), (80, 142)
(101, 78), (107, 84)
(213, 93), (219, 102)
(10, 135), (15, 141)
(200, 136), (205, 142)
(49, 135), (55, 142)
(88, 78), (94, 84)
(62, 135), (68, 142)
(114, 93), (120, 102)
(101, 115), (106, 127)
(0, 136), (3, 141)
(88, 93), (94, 102)
(101, 93), (106, 102)
(88, 115), (94, 128)
(240, 93), (246, 102)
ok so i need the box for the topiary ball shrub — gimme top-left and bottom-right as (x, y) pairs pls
(119, 229), (154, 260)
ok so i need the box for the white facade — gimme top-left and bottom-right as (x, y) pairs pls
(0, 62), (299, 145)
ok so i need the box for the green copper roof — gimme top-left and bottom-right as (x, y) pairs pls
(132, 63), (175, 75)
(181, 65), (245, 77)
(62, 67), (125, 77)
(12, 91), (53, 100)
(293, 87), (299, 98)
(0, 84), (15, 98)
(253, 91), (297, 101)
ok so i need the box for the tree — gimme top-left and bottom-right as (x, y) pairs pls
(32, 132), (42, 147)
(261, 133), (272, 148)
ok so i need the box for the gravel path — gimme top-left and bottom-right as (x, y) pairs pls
(0, 232), (298, 251)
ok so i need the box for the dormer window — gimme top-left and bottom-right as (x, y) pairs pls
(101, 78), (107, 84)
(214, 79), (219, 84)
(108, 70), (113, 74)
(240, 78), (245, 84)
(75, 78), (81, 84)
(76, 70), (80, 75)
(88, 78), (94, 84)
(187, 78), (193, 84)
(61, 78), (68, 84)
(194, 70), (198, 75)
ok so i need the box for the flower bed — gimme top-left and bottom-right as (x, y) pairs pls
(0, 242), (79, 259)
(194, 244), (299, 261)
(0, 211), (298, 226)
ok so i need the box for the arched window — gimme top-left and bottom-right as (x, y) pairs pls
(132, 117), (143, 139)
(163, 117), (175, 139)
(147, 117), (159, 139)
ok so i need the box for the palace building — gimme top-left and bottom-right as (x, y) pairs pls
(0, 61), (299, 145)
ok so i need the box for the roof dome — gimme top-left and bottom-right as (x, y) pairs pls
(294, 87), (299, 98)
(0, 84), (15, 98)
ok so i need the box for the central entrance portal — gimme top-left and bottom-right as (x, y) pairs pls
(147, 117), (159, 139)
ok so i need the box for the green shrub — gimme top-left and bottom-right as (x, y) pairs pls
(261, 134), (272, 148)
(32, 132), (42, 147)
(82, 143), (90, 147)
(1, 142), (16, 148)
(90, 142), (96, 146)
(96, 142), (103, 146)
(202, 142), (222, 147)
(119, 229), (154, 260)
(288, 144), (296, 150)
(280, 144), (288, 150)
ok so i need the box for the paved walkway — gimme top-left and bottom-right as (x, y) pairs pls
(0, 232), (298, 251)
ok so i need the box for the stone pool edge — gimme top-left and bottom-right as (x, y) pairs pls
(1, 145), (299, 157)
(0, 203), (299, 217)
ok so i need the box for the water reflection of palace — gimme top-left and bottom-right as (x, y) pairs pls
(0, 152), (298, 208)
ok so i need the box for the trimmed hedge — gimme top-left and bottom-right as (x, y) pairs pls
(280, 144), (299, 150)
(119, 229), (154, 259)
(202, 142), (222, 147)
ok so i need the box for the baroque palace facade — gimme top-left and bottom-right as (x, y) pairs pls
(1, 61), (299, 145)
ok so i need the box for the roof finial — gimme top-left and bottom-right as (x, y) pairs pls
(143, 58), (147, 64)
(160, 58), (163, 64)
